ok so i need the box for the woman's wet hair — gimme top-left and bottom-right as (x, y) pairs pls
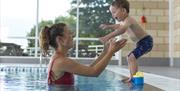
(111, 0), (129, 13)
(39, 23), (66, 55)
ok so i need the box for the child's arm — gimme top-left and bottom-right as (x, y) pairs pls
(100, 20), (131, 43)
(99, 24), (120, 30)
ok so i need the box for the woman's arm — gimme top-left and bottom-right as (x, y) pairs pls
(59, 39), (127, 77)
(89, 43), (109, 67)
(89, 51), (106, 67)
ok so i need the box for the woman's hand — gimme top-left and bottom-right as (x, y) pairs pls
(102, 40), (110, 53)
(108, 38), (127, 53)
(99, 36), (108, 44)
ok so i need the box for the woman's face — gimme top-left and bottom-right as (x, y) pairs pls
(109, 5), (125, 21)
(62, 26), (74, 49)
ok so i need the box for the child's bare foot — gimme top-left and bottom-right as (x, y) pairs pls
(122, 77), (132, 83)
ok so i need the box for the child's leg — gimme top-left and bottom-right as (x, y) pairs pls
(127, 53), (138, 77)
(123, 35), (153, 82)
(128, 35), (153, 76)
(122, 53), (138, 83)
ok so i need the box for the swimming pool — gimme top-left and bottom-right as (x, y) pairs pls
(0, 65), (163, 91)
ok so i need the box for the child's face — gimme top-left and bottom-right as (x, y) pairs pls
(109, 5), (126, 22)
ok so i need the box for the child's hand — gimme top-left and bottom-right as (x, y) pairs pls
(99, 24), (109, 30)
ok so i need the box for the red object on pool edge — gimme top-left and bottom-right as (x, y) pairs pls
(141, 15), (147, 24)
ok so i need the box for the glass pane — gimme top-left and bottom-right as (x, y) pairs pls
(0, 39), (28, 56)
(0, 0), (72, 57)
(0, 0), (36, 56)
(68, 40), (103, 58)
(39, 0), (71, 21)
(0, 0), (36, 37)
(70, 0), (114, 38)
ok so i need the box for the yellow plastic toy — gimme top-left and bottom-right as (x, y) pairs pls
(132, 72), (144, 85)
(133, 72), (144, 77)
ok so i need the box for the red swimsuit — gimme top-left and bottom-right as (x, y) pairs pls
(47, 58), (74, 85)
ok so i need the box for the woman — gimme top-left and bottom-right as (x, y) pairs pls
(39, 23), (127, 86)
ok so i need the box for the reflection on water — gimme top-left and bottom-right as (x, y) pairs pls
(48, 85), (78, 91)
(47, 71), (144, 91)
(126, 82), (144, 91)
(48, 82), (163, 91)
(48, 70), (163, 91)
(0, 67), (162, 91)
